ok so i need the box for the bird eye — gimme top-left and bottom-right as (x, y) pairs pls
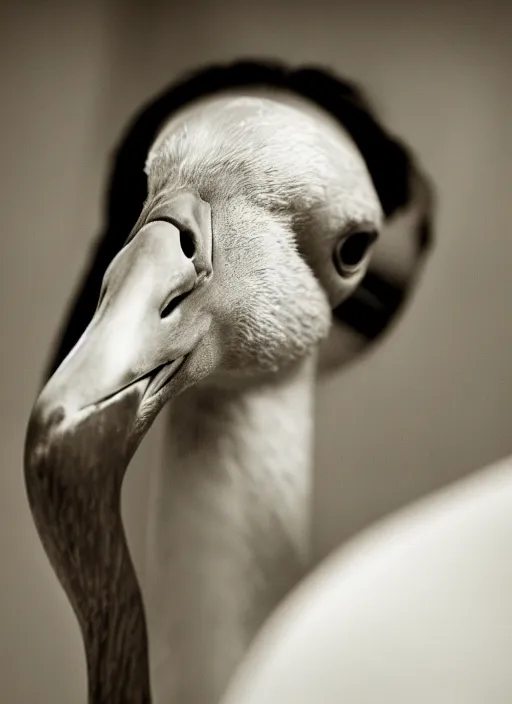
(333, 230), (377, 277)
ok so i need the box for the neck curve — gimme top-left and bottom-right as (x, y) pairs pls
(24, 390), (153, 704)
(142, 356), (317, 704)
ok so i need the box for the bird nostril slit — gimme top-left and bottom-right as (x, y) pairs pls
(160, 290), (190, 319)
(180, 230), (196, 259)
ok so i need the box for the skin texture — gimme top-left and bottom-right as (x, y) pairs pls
(24, 81), (431, 704)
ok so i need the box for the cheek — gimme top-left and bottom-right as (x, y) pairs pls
(209, 201), (332, 374)
(219, 254), (332, 374)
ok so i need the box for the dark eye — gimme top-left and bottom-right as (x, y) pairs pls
(334, 231), (377, 277)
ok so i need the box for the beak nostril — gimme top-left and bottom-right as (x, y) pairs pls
(180, 230), (196, 259)
(145, 217), (196, 259)
(160, 290), (190, 319)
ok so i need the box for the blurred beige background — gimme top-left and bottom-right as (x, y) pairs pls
(1, 0), (511, 701)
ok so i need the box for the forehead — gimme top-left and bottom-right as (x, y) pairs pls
(147, 89), (382, 230)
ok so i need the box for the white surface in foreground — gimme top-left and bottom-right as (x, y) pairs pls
(222, 456), (512, 704)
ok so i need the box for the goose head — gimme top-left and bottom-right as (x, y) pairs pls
(33, 94), (383, 430)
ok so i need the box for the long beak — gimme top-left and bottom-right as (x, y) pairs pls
(35, 216), (212, 430)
